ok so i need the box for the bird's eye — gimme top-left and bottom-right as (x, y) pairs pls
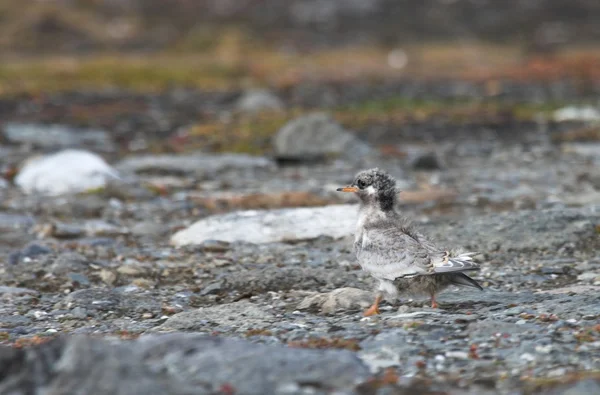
(356, 180), (366, 189)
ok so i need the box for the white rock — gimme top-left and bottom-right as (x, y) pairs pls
(235, 89), (284, 114)
(171, 204), (357, 246)
(15, 149), (119, 196)
(553, 106), (600, 122)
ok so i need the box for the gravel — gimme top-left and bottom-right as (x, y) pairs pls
(1, 85), (600, 394)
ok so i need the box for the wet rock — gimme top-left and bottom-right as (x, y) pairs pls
(157, 301), (275, 331)
(116, 153), (274, 177)
(273, 113), (372, 162)
(171, 204), (357, 245)
(235, 89), (284, 114)
(15, 149), (119, 195)
(297, 287), (373, 314)
(0, 333), (370, 395)
(2, 123), (114, 152)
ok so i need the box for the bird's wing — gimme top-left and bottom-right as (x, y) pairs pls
(357, 223), (479, 281)
(357, 224), (435, 281)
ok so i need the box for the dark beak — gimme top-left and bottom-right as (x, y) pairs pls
(336, 185), (359, 192)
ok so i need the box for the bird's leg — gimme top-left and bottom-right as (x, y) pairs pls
(364, 293), (382, 316)
(430, 293), (438, 309)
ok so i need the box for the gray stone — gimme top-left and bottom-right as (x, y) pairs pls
(0, 333), (370, 395)
(273, 113), (372, 161)
(157, 301), (275, 331)
(171, 204), (357, 245)
(51, 252), (90, 274)
(297, 287), (373, 314)
(116, 153), (274, 177)
(0, 286), (37, 295)
(3, 123), (114, 151)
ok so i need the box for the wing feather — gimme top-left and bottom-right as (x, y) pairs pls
(356, 222), (479, 281)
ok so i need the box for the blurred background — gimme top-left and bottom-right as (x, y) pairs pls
(1, 0), (599, 153)
(1, 0), (600, 210)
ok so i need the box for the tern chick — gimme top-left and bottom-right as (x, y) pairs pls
(337, 168), (482, 316)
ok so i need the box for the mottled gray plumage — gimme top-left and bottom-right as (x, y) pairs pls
(337, 168), (482, 314)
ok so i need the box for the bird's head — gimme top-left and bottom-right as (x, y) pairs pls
(336, 168), (398, 211)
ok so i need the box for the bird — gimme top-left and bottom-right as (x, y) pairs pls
(336, 168), (483, 316)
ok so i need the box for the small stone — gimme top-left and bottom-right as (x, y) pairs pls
(21, 243), (52, 259)
(235, 89), (284, 114)
(200, 282), (224, 296)
(196, 240), (232, 253)
(117, 263), (147, 276)
(85, 220), (129, 237)
(68, 273), (90, 287)
(505, 307), (524, 316)
(445, 351), (469, 360)
(297, 288), (372, 314)
(520, 353), (535, 362)
(99, 269), (117, 286)
(71, 307), (88, 319)
(577, 272), (599, 282)
(142, 312), (154, 319)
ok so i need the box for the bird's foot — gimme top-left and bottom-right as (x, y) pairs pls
(363, 304), (381, 316)
(364, 294), (383, 316)
(430, 295), (438, 309)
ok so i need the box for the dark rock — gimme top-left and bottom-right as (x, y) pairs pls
(0, 334), (370, 394)
(273, 113), (372, 162)
(410, 151), (443, 170)
(21, 243), (53, 259)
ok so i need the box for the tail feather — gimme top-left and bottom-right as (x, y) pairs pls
(434, 251), (480, 273)
(449, 272), (483, 291)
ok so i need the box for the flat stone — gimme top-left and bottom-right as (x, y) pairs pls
(116, 153), (274, 177)
(3, 123), (114, 151)
(0, 286), (38, 295)
(157, 301), (275, 331)
(297, 287), (373, 314)
(170, 204), (357, 245)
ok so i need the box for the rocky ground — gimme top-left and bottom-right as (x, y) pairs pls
(0, 82), (600, 394)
